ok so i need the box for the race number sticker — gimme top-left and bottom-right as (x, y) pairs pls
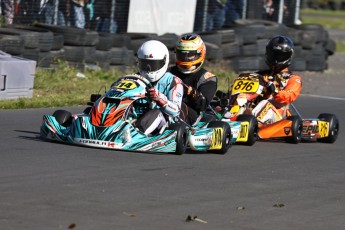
(318, 120), (329, 138)
(209, 128), (223, 150)
(236, 121), (249, 142)
(114, 80), (138, 90)
(232, 78), (260, 94)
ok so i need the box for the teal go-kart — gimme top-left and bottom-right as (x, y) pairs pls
(40, 75), (256, 155)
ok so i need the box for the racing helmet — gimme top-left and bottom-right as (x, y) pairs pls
(265, 36), (294, 72)
(175, 33), (206, 74)
(137, 40), (169, 82)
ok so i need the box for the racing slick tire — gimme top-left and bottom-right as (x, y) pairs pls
(52, 110), (72, 127)
(207, 121), (232, 154)
(167, 123), (188, 155)
(285, 116), (303, 144)
(317, 113), (339, 143)
(236, 114), (259, 146)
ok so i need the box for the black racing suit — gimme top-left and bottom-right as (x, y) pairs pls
(170, 66), (217, 125)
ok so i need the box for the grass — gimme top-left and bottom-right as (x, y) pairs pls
(0, 60), (237, 110)
(300, 8), (345, 52)
(300, 9), (345, 29)
(301, 8), (345, 17)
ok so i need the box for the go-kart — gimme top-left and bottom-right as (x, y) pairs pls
(40, 74), (233, 154)
(214, 73), (339, 144)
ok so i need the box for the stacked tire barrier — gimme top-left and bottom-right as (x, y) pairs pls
(0, 20), (336, 72)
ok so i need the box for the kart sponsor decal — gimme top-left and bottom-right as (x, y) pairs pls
(257, 102), (274, 121)
(209, 128), (223, 150)
(302, 124), (319, 134)
(236, 121), (249, 142)
(114, 80), (138, 90)
(284, 127), (291, 135)
(318, 120), (329, 138)
(75, 138), (123, 148)
(204, 72), (215, 79)
(194, 136), (212, 145)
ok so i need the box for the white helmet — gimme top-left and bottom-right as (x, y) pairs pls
(137, 40), (169, 82)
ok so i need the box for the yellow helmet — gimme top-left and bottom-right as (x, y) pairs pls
(175, 33), (206, 74)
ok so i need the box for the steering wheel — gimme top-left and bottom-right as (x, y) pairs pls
(116, 74), (153, 89)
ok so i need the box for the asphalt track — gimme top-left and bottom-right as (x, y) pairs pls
(1, 54), (345, 229)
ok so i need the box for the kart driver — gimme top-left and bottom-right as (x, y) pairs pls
(250, 35), (302, 124)
(169, 33), (217, 125)
(134, 40), (184, 135)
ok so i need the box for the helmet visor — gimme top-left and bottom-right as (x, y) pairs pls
(176, 50), (201, 62)
(276, 50), (292, 63)
(138, 58), (165, 72)
(268, 50), (292, 64)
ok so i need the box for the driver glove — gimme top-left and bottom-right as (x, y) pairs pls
(266, 82), (279, 94)
(147, 87), (168, 107)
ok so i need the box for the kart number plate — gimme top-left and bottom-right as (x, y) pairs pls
(318, 120), (329, 138)
(209, 128), (223, 150)
(232, 79), (259, 94)
(114, 80), (138, 90)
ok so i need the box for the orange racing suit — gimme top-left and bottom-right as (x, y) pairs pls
(252, 68), (302, 123)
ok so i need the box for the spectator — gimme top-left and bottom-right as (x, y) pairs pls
(224, 0), (244, 27)
(1, 0), (15, 24)
(66, 0), (87, 28)
(41, 0), (66, 25)
(263, 0), (289, 22)
(92, 0), (118, 33)
(263, 0), (275, 20)
(206, 0), (227, 31)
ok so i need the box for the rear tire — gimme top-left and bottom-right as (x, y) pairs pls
(286, 116), (303, 144)
(207, 121), (232, 154)
(236, 114), (258, 146)
(52, 110), (72, 127)
(317, 113), (339, 143)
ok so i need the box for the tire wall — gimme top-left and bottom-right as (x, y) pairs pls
(0, 20), (335, 72)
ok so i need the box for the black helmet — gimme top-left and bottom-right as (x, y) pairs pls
(265, 36), (294, 72)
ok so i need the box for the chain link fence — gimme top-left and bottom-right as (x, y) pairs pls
(0, 0), (304, 33)
(0, 0), (337, 72)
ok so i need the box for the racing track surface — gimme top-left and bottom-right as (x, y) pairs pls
(1, 54), (345, 230)
(1, 95), (344, 230)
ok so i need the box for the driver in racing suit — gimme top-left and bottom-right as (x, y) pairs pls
(251, 35), (302, 124)
(169, 33), (217, 125)
(134, 40), (184, 135)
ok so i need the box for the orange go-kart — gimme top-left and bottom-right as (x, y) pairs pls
(215, 73), (339, 144)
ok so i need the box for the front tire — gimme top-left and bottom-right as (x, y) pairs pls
(317, 113), (339, 143)
(52, 110), (72, 127)
(236, 114), (258, 146)
(286, 116), (303, 144)
(207, 121), (232, 154)
(168, 123), (188, 155)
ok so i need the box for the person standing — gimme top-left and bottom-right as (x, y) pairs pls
(224, 0), (244, 27)
(206, 0), (227, 31)
(41, 0), (66, 25)
(1, 0), (15, 24)
(92, 0), (118, 33)
(66, 0), (87, 28)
